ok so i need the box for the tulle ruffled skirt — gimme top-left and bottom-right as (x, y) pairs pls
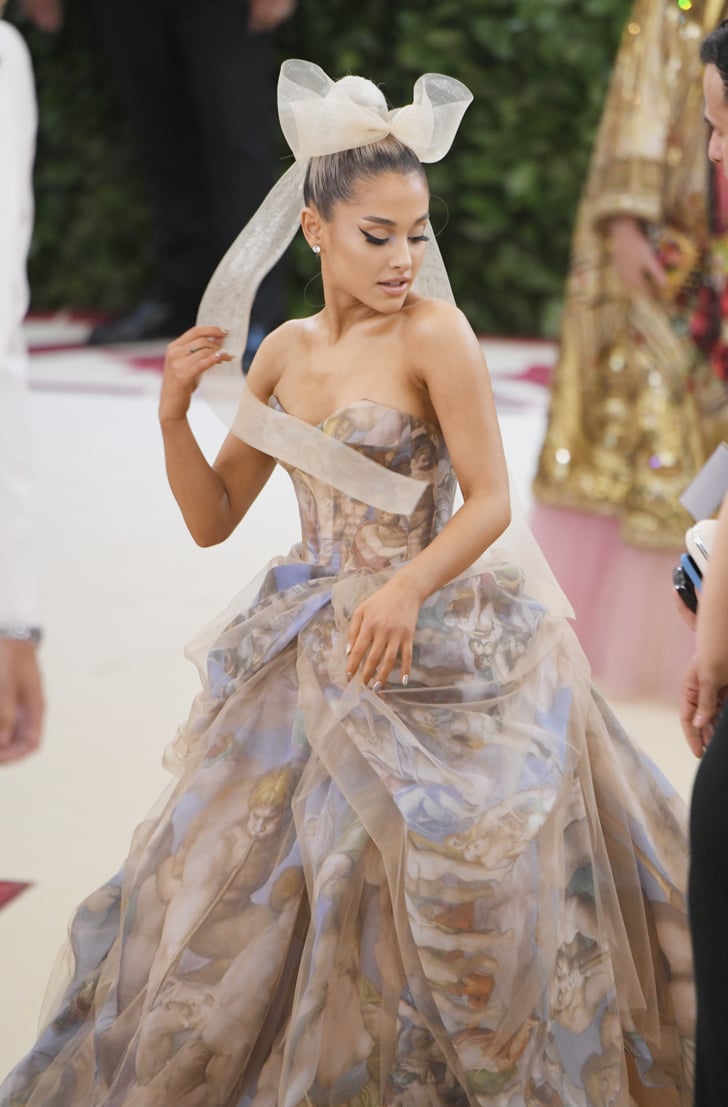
(0, 553), (693, 1107)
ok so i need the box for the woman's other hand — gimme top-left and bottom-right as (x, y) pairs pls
(346, 574), (423, 690)
(608, 216), (667, 296)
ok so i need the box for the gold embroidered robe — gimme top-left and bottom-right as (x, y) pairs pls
(534, 0), (728, 547)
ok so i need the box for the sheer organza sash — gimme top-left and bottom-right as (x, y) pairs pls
(231, 386), (428, 515)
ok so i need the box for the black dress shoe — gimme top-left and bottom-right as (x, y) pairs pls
(87, 298), (195, 345)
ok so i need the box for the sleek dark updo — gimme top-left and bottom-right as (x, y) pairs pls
(303, 135), (428, 221)
(701, 20), (728, 100)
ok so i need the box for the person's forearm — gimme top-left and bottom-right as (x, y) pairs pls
(696, 497), (728, 675)
(396, 491), (511, 603)
(160, 416), (235, 547)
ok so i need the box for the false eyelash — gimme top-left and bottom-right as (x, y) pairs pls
(360, 230), (430, 245)
(361, 231), (388, 245)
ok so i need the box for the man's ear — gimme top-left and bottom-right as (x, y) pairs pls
(301, 206), (324, 252)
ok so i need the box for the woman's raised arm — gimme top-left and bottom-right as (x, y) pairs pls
(159, 326), (276, 546)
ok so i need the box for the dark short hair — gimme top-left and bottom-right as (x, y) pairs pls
(701, 19), (728, 100)
(303, 135), (428, 220)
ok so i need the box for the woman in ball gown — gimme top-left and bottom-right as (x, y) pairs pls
(0, 60), (693, 1107)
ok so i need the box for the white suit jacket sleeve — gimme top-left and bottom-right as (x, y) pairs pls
(0, 21), (39, 628)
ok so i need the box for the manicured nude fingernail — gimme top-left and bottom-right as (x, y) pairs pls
(345, 643), (352, 656)
(401, 674), (409, 687)
(345, 671), (352, 682)
(372, 680), (382, 693)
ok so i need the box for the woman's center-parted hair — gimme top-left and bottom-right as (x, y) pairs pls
(303, 135), (428, 221)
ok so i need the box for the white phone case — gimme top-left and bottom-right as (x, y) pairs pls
(685, 518), (719, 576)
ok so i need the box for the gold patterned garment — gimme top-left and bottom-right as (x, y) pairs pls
(0, 399), (694, 1107)
(534, 0), (728, 548)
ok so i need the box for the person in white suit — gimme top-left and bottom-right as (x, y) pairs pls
(0, 0), (59, 762)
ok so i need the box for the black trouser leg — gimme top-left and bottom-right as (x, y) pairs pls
(689, 705), (728, 1106)
(174, 0), (282, 328)
(93, 0), (282, 325)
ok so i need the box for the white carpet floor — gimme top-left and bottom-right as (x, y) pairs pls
(0, 319), (699, 1074)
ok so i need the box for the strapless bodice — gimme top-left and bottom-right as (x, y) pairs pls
(270, 397), (457, 571)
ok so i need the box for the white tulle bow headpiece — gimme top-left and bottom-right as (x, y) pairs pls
(277, 60), (472, 163)
(198, 59), (472, 422)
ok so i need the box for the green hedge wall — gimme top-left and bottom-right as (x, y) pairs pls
(10, 0), (632, 335)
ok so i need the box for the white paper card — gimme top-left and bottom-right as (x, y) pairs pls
(680, 442), (728, 519)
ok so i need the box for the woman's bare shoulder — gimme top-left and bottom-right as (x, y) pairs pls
(403, 297), (481, 362)
(405, 296), (473, 335)
(244, 317), (315, 399)
(256, 316), (313, 355)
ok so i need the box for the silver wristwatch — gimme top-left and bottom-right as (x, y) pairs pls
(0, 625), (43, 646)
